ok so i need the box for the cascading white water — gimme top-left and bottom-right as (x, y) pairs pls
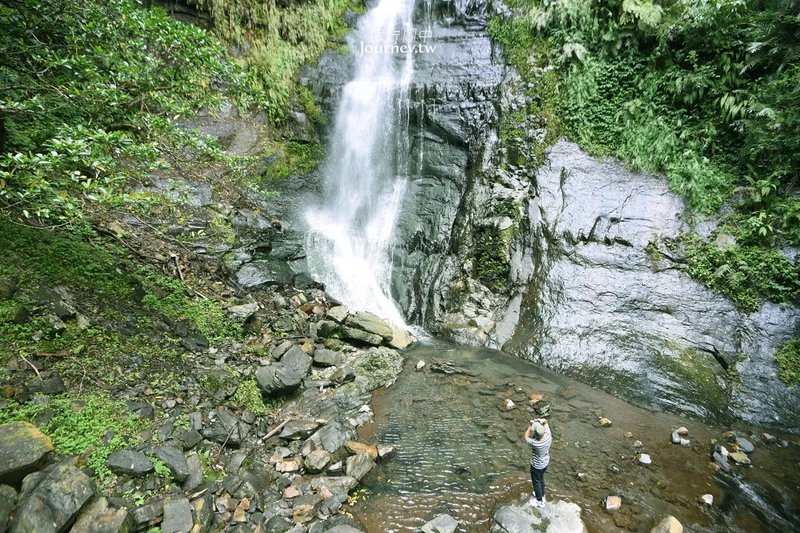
(305, 0), (417, 326)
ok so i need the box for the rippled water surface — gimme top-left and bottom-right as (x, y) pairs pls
(351, 340), (800, 532)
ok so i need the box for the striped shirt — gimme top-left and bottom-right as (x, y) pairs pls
(527, 426), (552, 469)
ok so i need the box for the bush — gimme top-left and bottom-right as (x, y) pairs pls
(775, 338), (800, 387)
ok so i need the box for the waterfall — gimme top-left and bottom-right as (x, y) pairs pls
(305, 0), (417, 326)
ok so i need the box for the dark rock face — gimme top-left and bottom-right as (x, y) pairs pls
(0, 421), (54, 485)
(11, 460), (94, 533)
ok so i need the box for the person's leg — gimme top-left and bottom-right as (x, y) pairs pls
(529, 465), (537, 496)
(531, 467), (544, 500)
(540, 466), (548, 502)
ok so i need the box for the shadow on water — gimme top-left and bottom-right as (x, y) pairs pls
(350, 339), (800, 532)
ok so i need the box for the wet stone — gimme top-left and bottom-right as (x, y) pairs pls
(736, 437), (755, 454)
(0, 421), (53, 485)
(71, 497), (131, 533)
(0, 485), (16, 532)
(604, 495), (622, 512)
(153, 445), (190, 482)
(161, 497), (193, 533)
(107, 450), (154, 477)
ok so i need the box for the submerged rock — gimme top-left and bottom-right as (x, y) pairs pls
(650, 515), (683, 533)
(421, 513), (459, 533)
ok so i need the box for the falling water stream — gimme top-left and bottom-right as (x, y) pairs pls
(305, 0), (416, 327)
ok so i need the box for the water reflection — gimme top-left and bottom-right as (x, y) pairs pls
(351, 340), (800, 532)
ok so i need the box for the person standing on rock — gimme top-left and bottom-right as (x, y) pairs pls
(525, 418), (552, 508)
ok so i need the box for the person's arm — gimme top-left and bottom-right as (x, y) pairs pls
(524, 424), (532, 441)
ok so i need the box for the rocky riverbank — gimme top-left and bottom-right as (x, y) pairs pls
(0, 279), (413, 532)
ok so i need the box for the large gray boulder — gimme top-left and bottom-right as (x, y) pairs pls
(0, 485), (17, 531)
(0, 421), (53, 485)
(11, 460), (94, 533)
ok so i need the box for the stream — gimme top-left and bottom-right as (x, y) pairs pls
(350, 339), (800, 532)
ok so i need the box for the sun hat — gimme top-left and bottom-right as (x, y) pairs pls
(532, 421), (545, 439)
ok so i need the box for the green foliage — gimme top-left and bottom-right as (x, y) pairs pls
(230, 378), (268, 415)
(190, 0), (364, 122)
(139, 272), (239, 343)
(682, 233), (800, 313)
(775, 338), (800, 387)
(491, 0), (800, 244)
(0, 0), (262, 225)
(0, 392), (145, 481)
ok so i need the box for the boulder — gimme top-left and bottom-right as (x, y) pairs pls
(292, 494), (323, 524)
(421, 514), (459, 533)
(345, 452), (374, 481)
(182, 453), (203, 492)
(326, 306), (349, 323)
(736, 437), (755, 454)
(256, 348), (312, 395)
(377, 444), (396, 459)
(11, 460), (94, 533)
(344, 312), (393, 340)
(0, 421), (54, 485)
(152, 446), (190, 483)
(650, 516), (683, 533)
(313, 347), (341, 367)
(388, 325), (415, 349)
(227, 303), (259, 322)
(202, 409), (247, 447)
(304, 449), (331, 473)
(279, 420), (320, 440)
(161, 497), (193, 533)
(236, 259), (294, 288)
(309, 476), (359, 495)
(729, 451), (751, 465)
(107, 450), (154, 477)
(0, 485), (17, 532)
(316, 422), (351, 453)
(345, 441), (378, 460)
(71, 497), (132, 533)
(341, 326), (382, 346)
(132, 498), (164, 529)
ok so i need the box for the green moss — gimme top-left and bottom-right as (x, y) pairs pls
(260, 139), (323, 183)
(0, 392), (146, 482)
(775, 338), (800, 387)
(230, 378), (268, 416)
(682, 233), (800, 313)
(296, 85), (325, 128)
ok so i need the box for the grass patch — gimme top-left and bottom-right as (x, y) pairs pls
(230, 378), (268, 416)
